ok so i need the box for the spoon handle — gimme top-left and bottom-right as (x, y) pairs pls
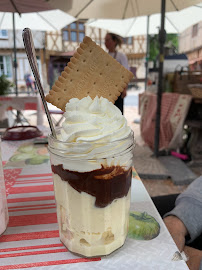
(22, 28), (56, 138)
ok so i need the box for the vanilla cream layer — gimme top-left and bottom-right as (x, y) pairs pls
(53, 174), (131, 257)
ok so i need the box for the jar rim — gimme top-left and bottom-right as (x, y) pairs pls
(48, 128), (135, 160)
(48, 128), (135, 146)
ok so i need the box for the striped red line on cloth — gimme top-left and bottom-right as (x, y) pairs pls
(17, 173), (52, 178)
(0, 243), (63, 252)
(0, 247), (68, 258)
(8, 185), (54, 194)
(8, 206), (56, 212)
(0, 257), (101, 270)
(16, 176), (52, 179)
(7, 196), (55, 203)
(0, 230), (59, 242)
(16, 176), (52, 181)
(1, 171), (103, 268)
(15, 179), (53, 184)
(8, 213), (57, 227)
(8, 203), (55, 209)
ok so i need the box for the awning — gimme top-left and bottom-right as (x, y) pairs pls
(189, 56), (202, 65)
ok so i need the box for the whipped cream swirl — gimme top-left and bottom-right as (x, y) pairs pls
(59, 96), (131, 143)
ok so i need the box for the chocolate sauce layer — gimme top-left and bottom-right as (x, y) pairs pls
(51, 165), (132, 208)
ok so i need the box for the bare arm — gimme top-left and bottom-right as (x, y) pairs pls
(163, 215), (187, 252)
(164, 216), (202, 270)
(163, 176), (202, 270)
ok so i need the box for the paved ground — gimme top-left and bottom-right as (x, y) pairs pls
(124, 89), (202, 197)
(22, 87), (202, 198)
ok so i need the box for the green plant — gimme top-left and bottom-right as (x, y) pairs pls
(0, 74), (13, 95)
(149, 33), (179, 62)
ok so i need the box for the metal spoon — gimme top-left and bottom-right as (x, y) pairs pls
(22, 28), (56, 138)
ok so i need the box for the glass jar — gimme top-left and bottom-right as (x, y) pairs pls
(48, 130), (134, 257)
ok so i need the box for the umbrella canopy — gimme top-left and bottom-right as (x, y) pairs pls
(0, 0), (53, 13)
(86, 5), (202, 37)
(0, 10), (76, 31)
(48, 0), (202, 19)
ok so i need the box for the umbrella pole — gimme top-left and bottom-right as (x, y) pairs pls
(154, 0), (166, 157)
(12, 12), (22, 126)
(12, 13), (18, 96)
(145, 15), (150, 91)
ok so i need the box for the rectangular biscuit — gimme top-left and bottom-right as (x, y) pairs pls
(45, 36), (133, 111)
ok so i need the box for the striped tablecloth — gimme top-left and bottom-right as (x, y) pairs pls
(0, 143), (189, 270)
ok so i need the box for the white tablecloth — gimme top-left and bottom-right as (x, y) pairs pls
(0, 140), (189, 270)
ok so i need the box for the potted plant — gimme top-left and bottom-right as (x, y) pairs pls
(0, 74), (14, 95)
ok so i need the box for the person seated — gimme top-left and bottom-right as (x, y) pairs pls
(152, 176), (202, 270)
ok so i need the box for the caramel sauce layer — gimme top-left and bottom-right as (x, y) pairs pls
(51, 165), (132, 208)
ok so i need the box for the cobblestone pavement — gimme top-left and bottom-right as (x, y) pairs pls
(124, 102), (202, 197)
(124, 106), (189, 197)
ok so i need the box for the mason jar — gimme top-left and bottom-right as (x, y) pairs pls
(48, 130), (134, 257)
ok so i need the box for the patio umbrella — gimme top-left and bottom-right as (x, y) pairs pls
(0, 10), (75, 32)
(0, 0), (52, 13)
(49, 0), (202, 156)
(86, 5), (202, 37)
(48, 0), (202, 19)
(0, 1), (75, 96)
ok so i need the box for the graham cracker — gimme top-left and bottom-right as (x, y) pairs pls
(45, 36), (133, 111)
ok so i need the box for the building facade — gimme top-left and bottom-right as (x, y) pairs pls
(45, 21), (146, 91)
(0, 29), (44, 91)
(0, 21), (147, 93)
(179, 21), (202, 70)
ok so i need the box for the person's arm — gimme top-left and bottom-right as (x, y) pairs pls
(163, 176), (202, 270)
(164, 216), (202, 270)
(184, 246), (202, 270)
(163, 215), (187, 251)
(164, 176), (202, 243)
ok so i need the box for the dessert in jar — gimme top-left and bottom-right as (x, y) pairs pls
(48, 96), (134, 257)
(45, 36), (134, 257)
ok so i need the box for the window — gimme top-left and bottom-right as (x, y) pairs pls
(70, 22), (77, 29)
(71, 31), (77, 41)
(122, 37), (133, 45)
(79, 32), (85, 42)
(192, 24), (198, 37)
(127, 37), (133, 45)
(0, 30), (8, 39)
(62, 20), (86, 42)
(79, 23), (84, 31)
(0, 55), (12, 78)
(63, 31), (68, 41)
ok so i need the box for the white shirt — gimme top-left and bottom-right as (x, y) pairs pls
(109, 51), (129, 70)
